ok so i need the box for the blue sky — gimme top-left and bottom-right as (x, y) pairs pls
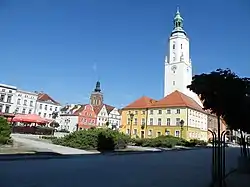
(0, 0), (249, 108)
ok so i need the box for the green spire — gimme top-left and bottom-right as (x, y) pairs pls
(171, 7), (186, 35)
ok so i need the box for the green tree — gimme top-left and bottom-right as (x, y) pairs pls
(187, 69), (250, 156)
(0, 117), (11, 144)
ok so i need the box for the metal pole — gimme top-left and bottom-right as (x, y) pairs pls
(217, 116), (222, 187)
(221, 130), (229, 186)
(208, 129), (217, 184)
(246, 136), (250, 157)
(129, 119), (132, 138)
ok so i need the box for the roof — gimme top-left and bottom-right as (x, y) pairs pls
(151, 91), (203, 112)
(73, 104), (87, 115)
(37, 93), (60, 105)
(123, 96), (157, 109)
(104, 104), (115, 114)
(93, 104), (104, 115)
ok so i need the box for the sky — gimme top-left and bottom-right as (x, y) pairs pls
(0, 0), (250, 108)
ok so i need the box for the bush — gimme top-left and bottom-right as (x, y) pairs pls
(52, 128), (130, 151)
(0, 117), (12, 145)
(133, 136), (208, 148)
(12, 126), (54, 135)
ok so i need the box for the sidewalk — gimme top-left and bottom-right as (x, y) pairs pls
(11, 135), (97, 155)
(225, 171), (250, 187)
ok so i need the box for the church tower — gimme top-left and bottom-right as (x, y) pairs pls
(90, 81), (103, 106)
(164, 8), (202, 106)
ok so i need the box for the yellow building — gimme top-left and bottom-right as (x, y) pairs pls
(120, 91), (208, 141)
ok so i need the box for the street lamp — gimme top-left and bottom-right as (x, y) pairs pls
(180, 119), (184, 138)
(129, 113), (134, 137)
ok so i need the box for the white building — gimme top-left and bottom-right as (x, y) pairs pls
(164, 9), (202, 106)
(108, 107), (121, 129)
(14, 90), (38, 114)
(0, 83), (17, 114)
(95, 105), (109, 127)
(35, 92), (61, 119)
(56, 114), (78, 133)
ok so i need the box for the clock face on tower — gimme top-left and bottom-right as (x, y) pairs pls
(171, 65), (177, 72)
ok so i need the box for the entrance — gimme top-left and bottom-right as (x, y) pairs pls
(141, 131), (145, 139)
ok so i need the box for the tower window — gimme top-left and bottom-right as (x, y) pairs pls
(173, 81), (175, 85)
(173, 44), (175, 49)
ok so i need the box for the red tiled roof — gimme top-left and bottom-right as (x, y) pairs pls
(73, 104), (87, 115)
(123, 96), (157, 109)
(151, 91), (203, 112)
(104, 104), (115, 114)
(37, 93), (60, 105)
(93, 104), (104, 115)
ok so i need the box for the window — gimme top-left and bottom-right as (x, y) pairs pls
(167, 109), (171, 114)
(0, 94), (4, 102)
(149, 118), (153, 125)
(134, 129), (137, 135)
(17, 98), (21, 105)
(126, 129), (130, 135)
(5, 105), (10, 113)
(7, 95), (12, 103)
(45, 105), (47, 110)
(39, 104), (42, 109)
(49, 114), (52, 118)
(142, 118), (145, 125)
(24, 100), (27, 106)
(0, 105), (2, 112)
(175, 130), (180, 137)
(134, 118), (138, 125)
(165, 130), (170, 135)
(142, 111), (145, 115)
(127, 118), (130, 124)
(135, 111), (138, 115)
(173, 81), (175, 85)
(176, 118), (180, 125)
(167, 118), (171, 126)
(44, 113), (46, 117)
(148, 130), (152, 136)
(38, 112), (41, 116)
(150, 110), (153, 115)
(157, 132), (161, 137)
(173, 44), (175, 49)
(22, 108), (26, 114)
(55, 107), (57, 111)
(181, 44), (183, 49)
(158, 118), (162, 125)
(30, 101), (33, 107)
(28, 109), (32, 114)
(15, 108), (19, 113)
(176, 109), (180, 114)
(2, 89), (5, 92)
(158, 110), (162, 114)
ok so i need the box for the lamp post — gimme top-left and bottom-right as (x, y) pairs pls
(180, 119), (184, 139)
(129, 113), (134, 138)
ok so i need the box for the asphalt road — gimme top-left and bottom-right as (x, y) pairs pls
(0, 148), (240, 187)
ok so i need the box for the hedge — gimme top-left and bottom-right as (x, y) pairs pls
(133, 135), (207, 148)
(52, 128), (130, 151)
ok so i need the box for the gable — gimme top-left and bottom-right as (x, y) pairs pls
(109, 107), (120, 116)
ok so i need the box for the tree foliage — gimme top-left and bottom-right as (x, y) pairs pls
(0, 117), (11, 144)
(187, 68), (250, 133)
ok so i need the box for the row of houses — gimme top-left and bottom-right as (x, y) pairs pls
(0, 83), (61, 120)
(57, 103), (121, 132)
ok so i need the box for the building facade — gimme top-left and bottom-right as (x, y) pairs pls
(75, 104), (97, 129)
(164, 9), (202, 106)
(0, 84), (17, 114)
(15, 90), (38, 114)
(56, 114), (78, 133)
(35, 93), (61, 119)
(121, 91), (208, 141)
(94, 104), (109, 127)
(108, 107), (121, 130)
